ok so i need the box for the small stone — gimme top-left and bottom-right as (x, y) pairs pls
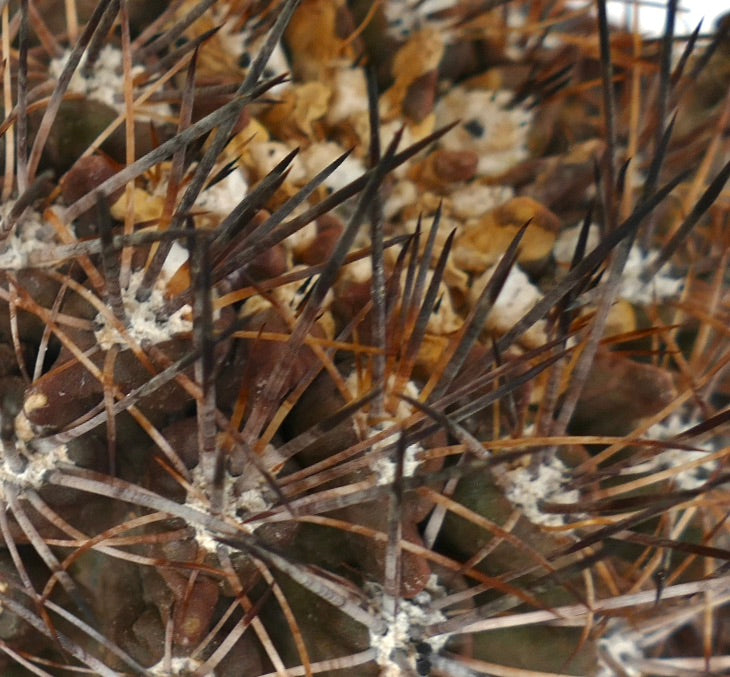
(454, 197), (561, 273)
(409, 149), (478, 192)
(294, 214), (343, 265)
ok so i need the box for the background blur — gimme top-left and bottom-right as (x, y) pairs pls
(603, 0), (728, 36)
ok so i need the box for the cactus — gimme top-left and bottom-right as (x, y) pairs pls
(0, 1), (729, 675)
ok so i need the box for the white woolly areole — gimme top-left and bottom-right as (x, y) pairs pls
(1, 424), (69, 498)
(187, 511), (221, 555)
(149, 656), (211, 676)
(93, 269), (192, 350)
(618, 246), (684, 306)
(343, 374), (424, 485)
(366, 575), (450, 675)
(0, 206), (59, 270)
(435, 88), (532, 176)
(189, 462), (272, 517)
(185, 447), (281, 553)
(49, 45), (171, 118)
(371, 438), (423, 487)
(494, 454), (579, 527)
(628, 411), (722, 490)
(596, 624), (644, 677)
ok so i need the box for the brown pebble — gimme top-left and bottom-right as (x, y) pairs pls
(433, 149), (479, 183)
(296, 214), (344, 266)
(402, 69), (438, 124)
